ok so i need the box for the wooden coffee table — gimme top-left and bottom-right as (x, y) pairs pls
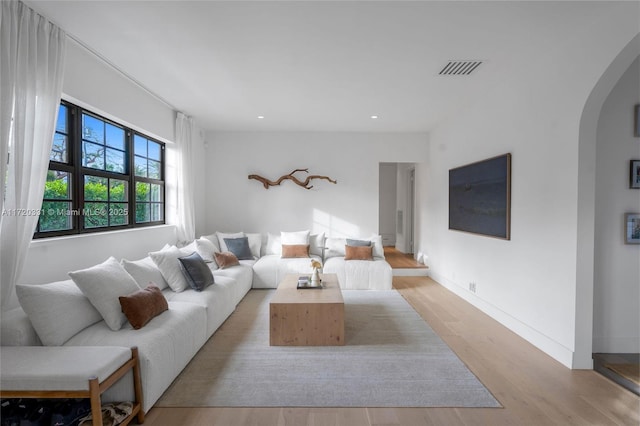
(269, 273), (345, 346)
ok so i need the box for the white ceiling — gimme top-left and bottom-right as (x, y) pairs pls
(24, 1), (625, 133)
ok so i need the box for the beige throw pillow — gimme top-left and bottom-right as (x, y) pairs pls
(281, 244), (310, 258)
(344, 245), (374, 261)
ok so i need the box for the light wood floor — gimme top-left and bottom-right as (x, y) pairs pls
(384, 247), (428, 269)
(142, 277), (640, 426)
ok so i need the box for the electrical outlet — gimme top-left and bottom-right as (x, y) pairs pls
(469, 282), (476, 293)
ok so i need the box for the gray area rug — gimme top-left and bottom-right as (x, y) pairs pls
(156, 290), (501, 408)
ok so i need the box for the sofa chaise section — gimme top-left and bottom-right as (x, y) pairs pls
(322, 256), (392, 290)
(322, 236), (392, 290)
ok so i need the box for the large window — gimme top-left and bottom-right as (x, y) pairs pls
(35, 101), (165, 238)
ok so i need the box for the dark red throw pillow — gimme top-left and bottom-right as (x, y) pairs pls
(119, 284), (168, 329)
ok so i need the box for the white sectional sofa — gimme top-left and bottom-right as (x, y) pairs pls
(0, 230), (392, 413)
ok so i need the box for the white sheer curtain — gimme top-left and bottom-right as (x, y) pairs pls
(0, 0), (66, 308)
(175, 112), (196, 244)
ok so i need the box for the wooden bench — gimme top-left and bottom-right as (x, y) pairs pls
(0, 346), (144, 425)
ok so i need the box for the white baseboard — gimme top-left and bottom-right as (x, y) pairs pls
(430, 272), (575, 369)
(392, 268), (429, 277)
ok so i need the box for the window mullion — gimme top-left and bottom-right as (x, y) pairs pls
(128, 130), (135, 228)
(73, 104), (84, 233)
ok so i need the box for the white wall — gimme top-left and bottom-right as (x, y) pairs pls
(203, 132), (428, 238)
(20, 226), (176, 286)
(417, 16), (639, 367)
(593, 57), (640, 353)
(193, 129), (208, 237)
(379, 163), (397, 246)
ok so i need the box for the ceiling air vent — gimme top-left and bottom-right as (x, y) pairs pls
(439, 60), (482, 76)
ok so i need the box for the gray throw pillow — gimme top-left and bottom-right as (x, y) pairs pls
(346, 238), (372, 247)
(178, 252), (214, 291)
(224, 237), (254, 260)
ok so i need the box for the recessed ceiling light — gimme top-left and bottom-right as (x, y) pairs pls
(371, 115), (379, 119)
(257, 115), (264, 119)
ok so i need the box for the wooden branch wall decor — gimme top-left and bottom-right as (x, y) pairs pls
(248, 168), (337, 190)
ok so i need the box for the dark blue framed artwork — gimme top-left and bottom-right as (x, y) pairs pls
(449, 153), (511, 240)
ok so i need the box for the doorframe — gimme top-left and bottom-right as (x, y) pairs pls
(408, 167), (415, 254)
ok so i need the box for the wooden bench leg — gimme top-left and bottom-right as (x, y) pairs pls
(131, 347), (145, 424)
(89, 376), (103, 426)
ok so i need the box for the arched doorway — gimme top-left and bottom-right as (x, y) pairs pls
(575, 34), (640, 369)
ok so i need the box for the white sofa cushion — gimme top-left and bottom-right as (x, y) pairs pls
(165, 275), (236, 338)
(368, 235), (385, 259)
(15, 280), (102, 346)
(121, 256), (169, 290)
(179, 240), (197, 254)
(309, 232), (325, 257)
(281, 230), (310, 245)
(200, 234), (221, 251)
(0, 307), (42, 346)
(264, 233), (282, 255)
(195, 237), (219, 268)
(325, 237), (347, 259)
(245, 233), (262, 259)
(69, 257), (142, 331)
(213, 263), (254, 302)
(149, 246), (191, 293)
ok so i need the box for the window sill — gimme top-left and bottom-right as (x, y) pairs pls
(30, 224), (176, 247)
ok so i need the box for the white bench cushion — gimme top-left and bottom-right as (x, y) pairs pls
(0, 346), (130, 391)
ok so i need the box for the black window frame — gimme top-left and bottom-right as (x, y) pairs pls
(34, 100), (166, 238)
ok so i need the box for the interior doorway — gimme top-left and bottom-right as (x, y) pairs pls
(378, 162), (416, 254)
